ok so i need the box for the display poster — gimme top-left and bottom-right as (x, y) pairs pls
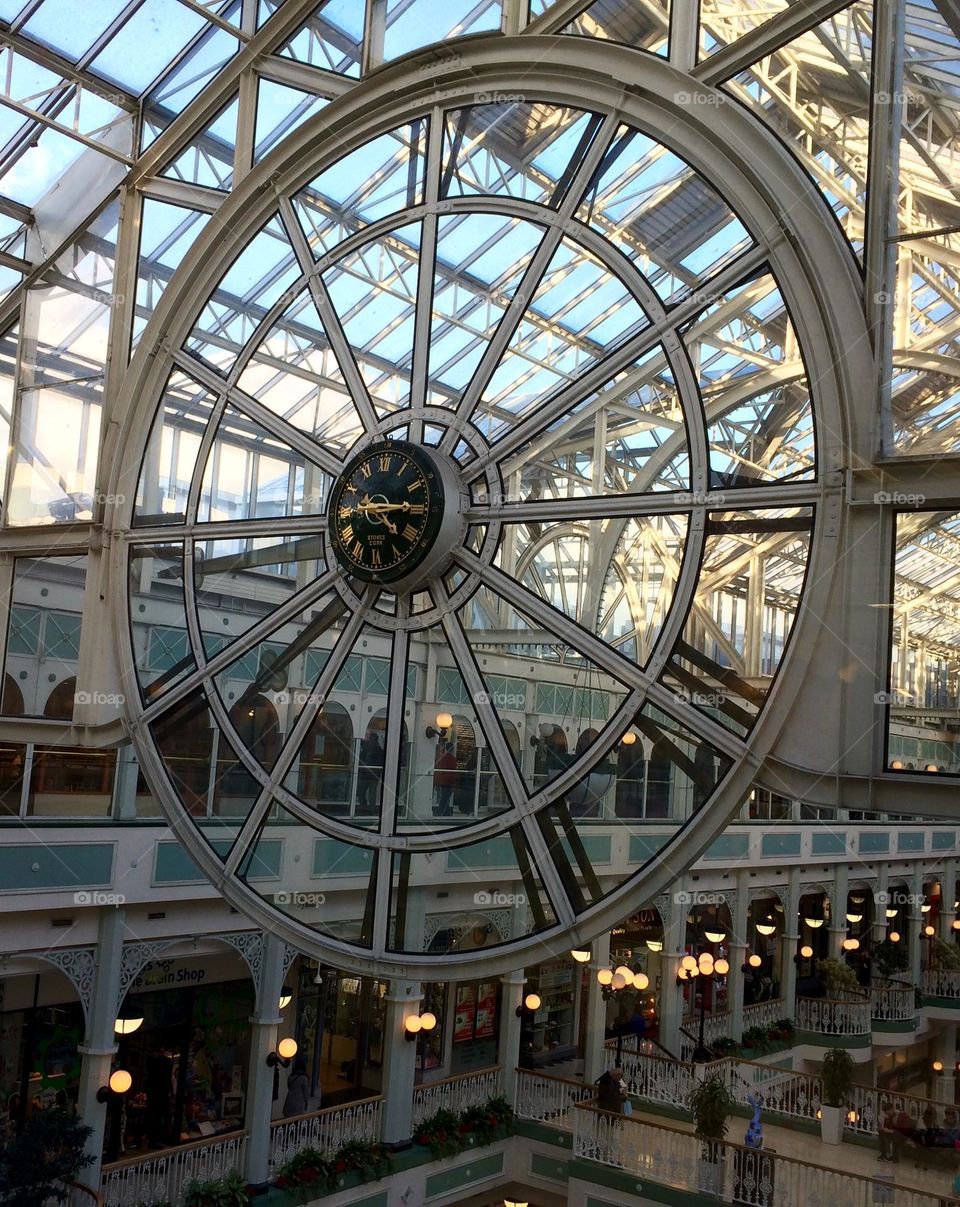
(453, 985), (476, 1042)
(474, 981), (496, 1038)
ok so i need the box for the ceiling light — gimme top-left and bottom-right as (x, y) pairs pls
(704, 929), (726, 943)
(800, 945), (813, 958)
(570, 949), (591, 963)
(646, 939), (663, 953)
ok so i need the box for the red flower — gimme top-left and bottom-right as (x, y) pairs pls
(335, 1160), (347, 1172)
(436, 1131), (447, 1142)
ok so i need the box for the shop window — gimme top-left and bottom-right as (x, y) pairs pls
(27, 747), (116, 817)
(297, 704), (353, 811)
(451, 979), (500, 1074)
(1, 675), (23, 716)
(0, 743), (26, 816)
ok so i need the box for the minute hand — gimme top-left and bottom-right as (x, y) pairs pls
(358, 501), (411, 513)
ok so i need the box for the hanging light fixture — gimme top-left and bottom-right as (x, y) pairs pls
(921, 904), (932, 913)
(278, 985), (293, 1010)
(756, 920), (777, 936)
(845, 913), (863, 924)
(646, 939), (663, 953)
(570, 949), (591, 963)
(704, 929), (726, 944)
(885, 908), (898, 919)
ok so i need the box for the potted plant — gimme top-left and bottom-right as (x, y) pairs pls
(689, 1071), (736, 1194)
(183, 1169), (249, 1207)
(816, 957), (860, 997)
(819, 1048), (854, 1144)
(0, 1107), (93, 1207)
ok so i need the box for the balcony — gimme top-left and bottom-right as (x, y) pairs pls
(795, 994), (872, 1049)
(871, 982), (918, 1037)
(921, 968), (960, 1014)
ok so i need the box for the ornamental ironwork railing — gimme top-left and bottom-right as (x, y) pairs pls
(412, 1065), (502, 1126)
(796, 994), (871, 1036)
(513, 1068), (595, 1129)
(101, 1129), (247, 1207)
(269, 1095), (383, 1167)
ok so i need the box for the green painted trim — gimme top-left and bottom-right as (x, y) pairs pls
(933, 832), (956, 851)
(858, 832), (890, 854)
(516, 1119), (574, 1147)
(446, 837), (516, 871)
(341, 1192), (389, 1207)
(530, 1151), (570, 1182)
(761, 833), (801, 857)
(0, 842), (114, 890)
(872, 1019), (916, 1033)
(570, 1157), (715, 1205)
(898, 831), (924, 852)
(424, 1150), (503, 1197)
(312, 839), (375, 876)
(154, 838), (281, 883)
(629, 835), (667, 863)
(811, 833), (847, 855)
(920, 996), (960, 1010)
(795, 1029), (871, 1048)
(703, 833), (749, 859)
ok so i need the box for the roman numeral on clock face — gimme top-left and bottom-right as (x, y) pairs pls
(371, 549), (382, 567)
(407, 480), (422, 493)
(402, 523), (417, 542)
(408, 503), (425, 516)
(340, 524), (353, 544)
(351, 540), (363, 559)
(360, 463), (372, 480)
(378, 454), (392, 473)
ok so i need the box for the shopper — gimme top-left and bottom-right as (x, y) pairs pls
(596, 1066), (628, 1114)
(282, 1056), (311, 1118)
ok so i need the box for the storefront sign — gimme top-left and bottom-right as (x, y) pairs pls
(131, 953), (245, 993)
(453, 985), (476, 1042)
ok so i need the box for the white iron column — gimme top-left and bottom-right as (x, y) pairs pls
(779, 870), (801, 1017)
(941, 860), (958, 945)
(244, 935), (288, 1187)
(380, 981), (422, 1146)
(77, 909), (125, 1184)
(876, 866), (890, 948)
(584, 930), (612, 1084)
(830, 864), (849, 959)
(727, 881), (749, 1043)
(499, 969), (526, 1104)
(657, 889), (685, 1058)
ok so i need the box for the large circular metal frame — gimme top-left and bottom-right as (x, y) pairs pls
(108, 37), (866, 978)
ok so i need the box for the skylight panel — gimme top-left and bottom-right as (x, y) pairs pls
(89, 0), (208, 92)
(382, 0), (503, 62)
(0, 126), (85, 205)
(21, 0), (132, 60)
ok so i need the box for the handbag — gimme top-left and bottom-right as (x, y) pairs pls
(623, 1099), (633, 1117)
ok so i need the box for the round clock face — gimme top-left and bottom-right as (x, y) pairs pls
(328, 441), (442, 583)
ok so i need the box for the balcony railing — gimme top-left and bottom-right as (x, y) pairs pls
(412, 1065), (502, 1126)
(871, 983), (917, 1022)
(101, 1129), (247, 1207)
(572, 1103), (954, 1207)
(68, 1183), (104, 1207)
(514, 1068), (595, 1129)
(269, 1095), (383, 1167)
(922, 968), (960, 999)
(742, 999), (787, 1031)
(619, 1048), (696, 1110)
(796, 994), (872, 1037)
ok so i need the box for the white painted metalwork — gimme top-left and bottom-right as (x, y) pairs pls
(412, 1066), (502, 1126)
(100, 1131), (247, 1207)
(269, 1096), (383, 1167)
(513, 1068), (595, 1129)
(796, 994), (872, 1036)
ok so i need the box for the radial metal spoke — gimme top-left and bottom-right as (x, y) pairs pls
(223, 590), (372, 880)
(140, 566), (341, 725)
(457, 550), (653, 693)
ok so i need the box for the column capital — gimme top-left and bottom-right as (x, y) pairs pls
(500, 969), (526, 987)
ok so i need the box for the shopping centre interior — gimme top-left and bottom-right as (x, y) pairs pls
(0, 0), (958, 1204)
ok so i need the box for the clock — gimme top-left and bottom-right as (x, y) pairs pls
(327, 440), (448, 584)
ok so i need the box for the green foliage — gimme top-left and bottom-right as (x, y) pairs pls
(182, 1169), (248, 1207)
(741, 1025), (769, 1052)
(0, 1107), (94, 1207)
(821, 1048), (855, 1108)
(874, 939), (909, 979)
(688, 1071), (736, 1141)
(413, 1096), (514, 1159)
(274, 1141), (392, 1198)
(711, 1036), (741, 1057)
(817, 957), (859, 996)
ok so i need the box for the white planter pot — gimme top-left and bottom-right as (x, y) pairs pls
(820, 1104), (845, 1145)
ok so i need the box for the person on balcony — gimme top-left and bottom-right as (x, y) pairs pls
(596, 1067), (628, 1114)
(282, 1056), (311, 1118)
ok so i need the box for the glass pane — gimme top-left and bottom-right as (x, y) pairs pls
(383, 0), (502, 61)
(561, 0), (669, 57)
